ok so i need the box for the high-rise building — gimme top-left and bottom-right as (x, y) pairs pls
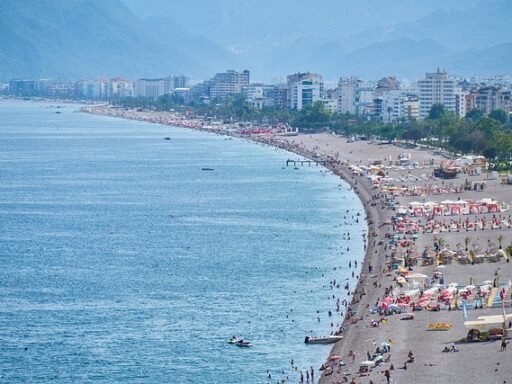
(418, 69), (457, 119)
(474, 86), (511, 114)
(242, 83), (276, 109)
(208, 69), (250, 99)
(336, 77), (358, 115)
(354, 81), (376, 117)
(75, 79), (110, 99)
(173, 75), (189, 89)
(273, 83), (288, 109)
(287, 72), (324, 110)
(376, 76), (401, 96)
(8, 79), (37, 96)
(134, 75), (188, 98)
(135, 78), (168, 98)
(380, 90), (419, 123)
(108, 78), (134, 98)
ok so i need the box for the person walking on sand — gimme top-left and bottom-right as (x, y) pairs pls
(384, 369), (391, 384)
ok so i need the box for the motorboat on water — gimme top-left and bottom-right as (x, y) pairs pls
(228, 336), (252, 347)
(304, 335), (344, 344)
(235, 340), (252, 348)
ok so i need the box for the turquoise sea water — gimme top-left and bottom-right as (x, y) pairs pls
(0, 101), (366, 383)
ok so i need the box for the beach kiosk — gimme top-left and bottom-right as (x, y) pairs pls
(464, 314), (511, 341)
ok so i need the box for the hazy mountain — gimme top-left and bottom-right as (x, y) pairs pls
(448, 43), (512, 76)
(121, 0), (511, 80)
(336, 38), (453, 80)
(1, 0), (510, 82)
(385, 0), (512, 50)
(0, 0), (232, 81)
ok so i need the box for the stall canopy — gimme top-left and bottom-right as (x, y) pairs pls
(464, 317), (508, 330)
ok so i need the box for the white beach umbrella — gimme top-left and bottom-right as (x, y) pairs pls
(406, 273), (428, 280)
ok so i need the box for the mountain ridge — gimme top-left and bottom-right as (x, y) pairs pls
(1, 0), (510, 82)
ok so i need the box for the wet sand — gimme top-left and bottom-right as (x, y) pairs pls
(82, 106), (512, 384)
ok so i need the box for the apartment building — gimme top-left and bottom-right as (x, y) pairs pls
(418, 70), (457, 119)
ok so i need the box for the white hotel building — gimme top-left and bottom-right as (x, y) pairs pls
(418, 70), (457, 119)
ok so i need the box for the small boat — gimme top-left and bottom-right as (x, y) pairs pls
(163, 137), (171, 140)
(201, 167), (215, 171)
(304, 335), (344, 344)
(235, 340), (252, 348)
(228, 336), (252, 347)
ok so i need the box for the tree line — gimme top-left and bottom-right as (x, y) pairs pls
(111, 95), (512, 167)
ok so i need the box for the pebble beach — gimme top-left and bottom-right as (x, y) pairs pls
(82, 106), (512, 384)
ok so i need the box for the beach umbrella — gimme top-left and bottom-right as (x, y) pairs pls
(406, 273), (428, 280)
(360, 360), (375, 367)
(373, 355), (384, 362)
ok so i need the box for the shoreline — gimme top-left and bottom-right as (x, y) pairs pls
(80, 104), (377, 367)
(81, 105), (512, 384)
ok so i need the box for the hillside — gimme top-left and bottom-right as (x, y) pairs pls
(0, 0), (232, 81)
(0, 0), (510, 82)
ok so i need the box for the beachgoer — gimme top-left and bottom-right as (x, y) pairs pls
(384, 369), (391, 383)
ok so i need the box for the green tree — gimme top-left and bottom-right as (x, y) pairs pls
(428, 103), (447, 120)
(291, 101), (331, 132)
(489, 109), (509, 125)
(465, 109), (484, 123)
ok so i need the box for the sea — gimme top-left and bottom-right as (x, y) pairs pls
(0, 100), (366, 383)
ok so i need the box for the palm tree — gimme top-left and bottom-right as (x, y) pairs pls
(497, 234), (504, 249)
(468, 249), (476, 265)
(387, 106), (393, 123)
(505, 244), (512, 263)
(464, 236), (470, 252)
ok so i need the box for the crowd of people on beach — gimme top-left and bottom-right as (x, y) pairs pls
(83, 105), (512, 384)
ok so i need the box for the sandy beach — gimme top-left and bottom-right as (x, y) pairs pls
(82, 106), (512, 384)
(283, 134), (512, 384)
